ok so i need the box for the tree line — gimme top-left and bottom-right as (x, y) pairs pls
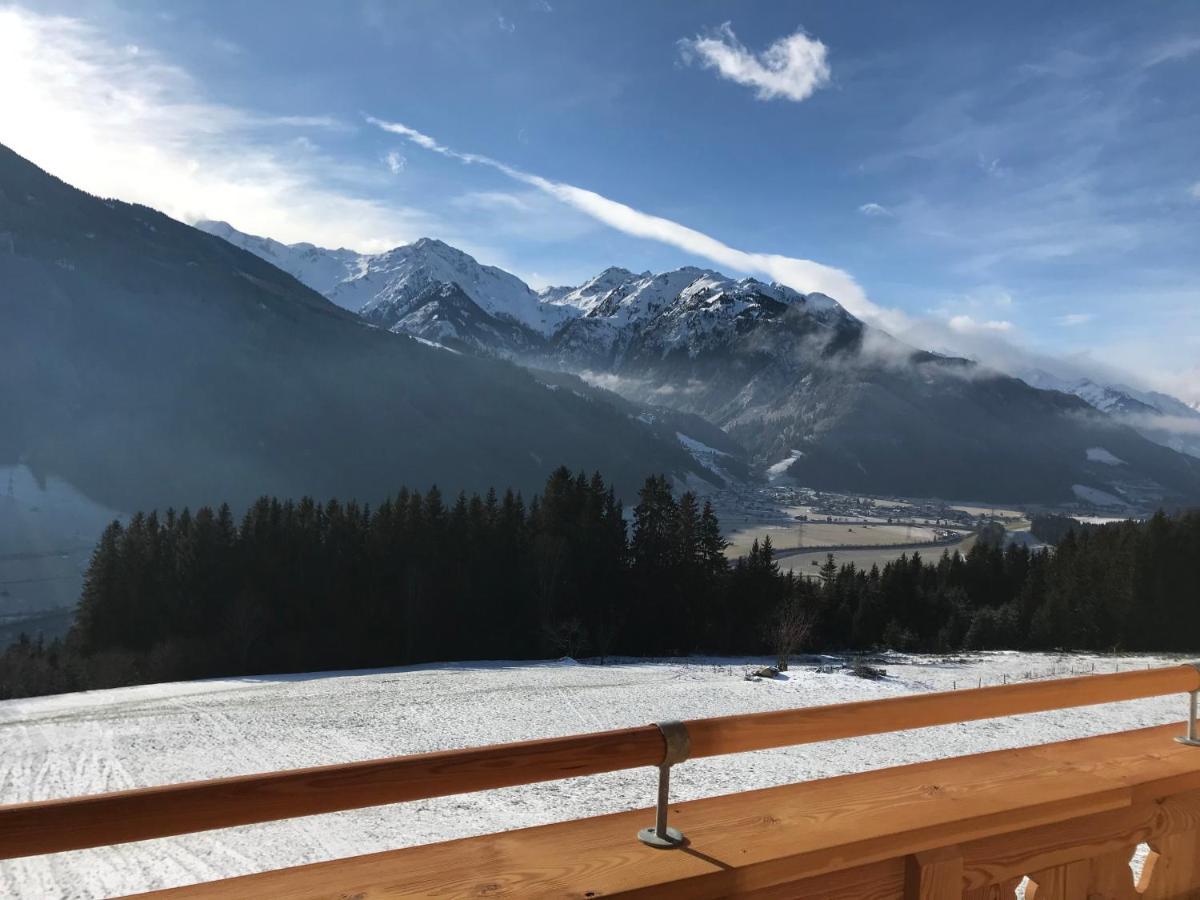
(2, 469), (1198, 700)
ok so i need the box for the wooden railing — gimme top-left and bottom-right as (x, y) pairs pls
(3, 664), (1200, 898)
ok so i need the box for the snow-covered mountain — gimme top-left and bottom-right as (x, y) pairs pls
(196, 222), (570, 338)
(196, 220), (365, 298)
(547, 266), (849, 367)
(1022, 370), (1200, 459)
(1022, 371), (1155, 416)
(199, 222), (1200, 506)
(194, 222), (846, 363)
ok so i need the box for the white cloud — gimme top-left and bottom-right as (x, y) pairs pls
(368, 116), (900, 326)
(0, 6), (429, 253)
(1190, 181), (1200, 200)
(452, 191), (532, 212)
(678, 23), (831, 103)
(1144, 36), (1200, 67)
(1056, 313), (1093, 327)
(858, 202), (893, 217)
(384, 150), (406, 174)
(947, 315), (1014, 334)
(267, 115), (348, 129)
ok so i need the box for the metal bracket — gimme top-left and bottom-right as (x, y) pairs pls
(1178, 664), (1200, 747)
(637, 720), (691, 848)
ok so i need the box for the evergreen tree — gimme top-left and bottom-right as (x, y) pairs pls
(6, 474), (1200, 701)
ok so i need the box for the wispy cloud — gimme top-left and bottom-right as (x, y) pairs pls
(448, 188), (597, 245)
(858, 202), (893, 217)
(367, 116), (895, 325)
(947, 315), (1014, 334)
(1057, 313), (1094, 326)
(678, 23), (831, 103)
(0, 6), (429, 252)
(853, 28), (1199, 399)
(452, 191), (533, 212)
(1143, 35), (1200, 67)
(266, 115), (350, 130)
(384, 150), (406, 174)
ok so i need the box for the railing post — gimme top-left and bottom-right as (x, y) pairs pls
(1176, 663), (1200, 748)
(638, 720), (690, 848)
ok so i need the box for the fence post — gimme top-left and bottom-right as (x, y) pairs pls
(1177, 664), (1200, 748)
(638, 721), (691, 848)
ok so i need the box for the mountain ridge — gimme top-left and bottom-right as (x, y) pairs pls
(195, 220), (1200, 507)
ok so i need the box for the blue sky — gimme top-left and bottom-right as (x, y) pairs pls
(2, 1), (1199, 397)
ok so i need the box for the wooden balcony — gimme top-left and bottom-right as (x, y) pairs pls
(3, 666), (1200, 899)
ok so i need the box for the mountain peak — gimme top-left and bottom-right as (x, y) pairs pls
(195, 218), (234, 236)
(404, 236), (464, 258)
(410, 236), (452, 250)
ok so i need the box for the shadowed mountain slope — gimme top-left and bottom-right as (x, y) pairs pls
(0, 145), (710, 513)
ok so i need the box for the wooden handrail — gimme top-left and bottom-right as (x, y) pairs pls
(683, 665), (1199, 757)
(0, 725), (666, 860)
(1, 663), (1195, 860)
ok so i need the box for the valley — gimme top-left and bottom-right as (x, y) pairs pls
(2, 5), (1198, 898)
(709, 481), (1028, 570)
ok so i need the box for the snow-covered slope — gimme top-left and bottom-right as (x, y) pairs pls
(1023, 370), (1200, 459)
(538, 266), (639, 314)
(334, 238), (570, 334)
(552, 268), (847, 360)
(0, 652), (1188, 898)
(195, 220), (364, 301)
(195, 223), (568, 335)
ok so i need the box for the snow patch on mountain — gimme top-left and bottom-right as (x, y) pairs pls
(408, 334), (461, 355)
(675, 432), (735, 479)
(767, 451), (804, 481)
(1072, 484), (1125, 507)
(676, 432), (730, 458)
(1086, 447), (1125, 466)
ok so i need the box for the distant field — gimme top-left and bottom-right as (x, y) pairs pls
(778, 538), (972, 576)
(725, 522), (948, 558)
(950, 503), (1025, 518)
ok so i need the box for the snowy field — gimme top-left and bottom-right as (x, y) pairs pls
(776, 537), (978, 577)
(724, 521), (952, 556)
(1, 651), (1194, 898)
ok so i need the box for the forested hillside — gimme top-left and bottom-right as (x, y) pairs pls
(2, 469), (1199, 700)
